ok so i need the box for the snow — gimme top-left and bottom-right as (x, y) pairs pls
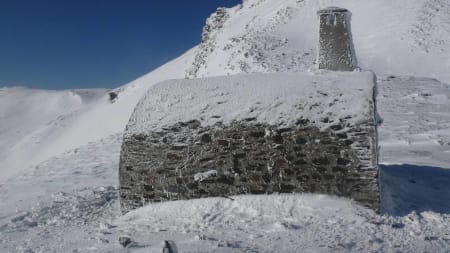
(0, 47), (197, 180)
(127, 71), (375, 135)
(194, 170), (218, 182)
(190, 0), (450, 84)
(377, 76), (450, 168)
(0, 87), (106, 179)
(1, 76), (449, 253)
(115, 195), (450, 253)
(1, 0), (450, 251)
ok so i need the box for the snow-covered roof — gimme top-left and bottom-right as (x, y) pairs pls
(125, 71), (375, 136)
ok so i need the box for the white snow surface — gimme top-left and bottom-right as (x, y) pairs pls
(1, 0), (450, 251)
(0, 87), (106, 179)
(194, 170), (218, 182)
(127, 71), (375, 135)
(377, 76), (450, 168)
(0, 48), (197, 179)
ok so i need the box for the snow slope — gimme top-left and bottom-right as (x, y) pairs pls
(0, 87), (106, 178)
(0, 48), (197, 179)
(188, 0), (450, 84)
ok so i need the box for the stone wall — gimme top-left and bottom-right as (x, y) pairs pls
(119, 116), (378, 213)
(119, 71), (379, 214)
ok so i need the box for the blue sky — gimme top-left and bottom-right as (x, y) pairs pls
(0, 0), (241, 89)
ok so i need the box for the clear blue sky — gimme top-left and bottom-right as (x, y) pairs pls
(0, 0), (241, 90)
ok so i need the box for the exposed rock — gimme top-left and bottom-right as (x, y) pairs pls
(118, 236), (132, 248)
(186, 8), (230, 78)
(163, 240), (178, 253)
(108, 91), (118, 103)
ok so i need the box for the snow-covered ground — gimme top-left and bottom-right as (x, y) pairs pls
(0, 134), (122, 252)
(377, 76), (450, 168)
(1, 74), (450, 252)
(377, 76), (450, 218)
(1, 0), (450, 252)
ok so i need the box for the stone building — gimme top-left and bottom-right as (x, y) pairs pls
(119, 72), (379, 213)
(119, 7), (378, 214)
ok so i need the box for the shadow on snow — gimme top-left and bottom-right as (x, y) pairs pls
(380, 164), (450, 216)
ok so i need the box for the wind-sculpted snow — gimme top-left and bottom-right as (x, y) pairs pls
(114, 195), (450, 253)
(0, 87), (107, 179)
(0, 48), (196, 179)
(0, 134), (121, 252)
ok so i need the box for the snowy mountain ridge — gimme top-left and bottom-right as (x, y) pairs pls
(186, 0), (450, 81)
(0, 87), (107, 178)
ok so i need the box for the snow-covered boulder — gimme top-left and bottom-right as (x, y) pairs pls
(119, 71), (379, 213)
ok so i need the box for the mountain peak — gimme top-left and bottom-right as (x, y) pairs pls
(186, 0), (450, 82)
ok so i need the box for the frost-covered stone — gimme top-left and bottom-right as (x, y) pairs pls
(317, 7), (355, 71)
(119, 71), (379, 213)
(186, 7), (230, 78)
(194, 170), (218, 182)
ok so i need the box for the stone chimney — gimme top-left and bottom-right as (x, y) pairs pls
(317, 7), (355, 71)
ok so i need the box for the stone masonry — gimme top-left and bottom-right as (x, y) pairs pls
(120, 116), (378, 213)
(317, 7), (355, 71)
(119, 71), (379, 214)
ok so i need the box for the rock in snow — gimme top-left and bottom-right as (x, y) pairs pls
(118, 236), (132, 248)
